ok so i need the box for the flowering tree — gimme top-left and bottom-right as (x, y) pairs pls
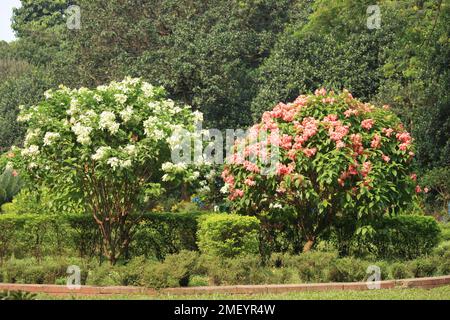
(223, 89), (419, 252)
(14, 77), (201, 263)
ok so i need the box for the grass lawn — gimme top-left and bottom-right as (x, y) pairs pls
(36, 285), (450, 300)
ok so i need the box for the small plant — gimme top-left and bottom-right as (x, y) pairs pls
(0, 290), (37, 300)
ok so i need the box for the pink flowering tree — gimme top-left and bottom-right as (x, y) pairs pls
(222, 89), (419, 252)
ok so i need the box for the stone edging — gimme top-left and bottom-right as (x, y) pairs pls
(0, 275), (449, 297)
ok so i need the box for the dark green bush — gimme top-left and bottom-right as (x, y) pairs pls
(197, 214), (260, 258)
(131, 211), (205, 260)
(0, 211), (207, 262)
(353, 215), (441, 259)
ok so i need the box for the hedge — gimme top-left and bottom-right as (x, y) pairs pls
(353, 215), (441, 259)
(0, 211), (206, 262)
(0, 212), (442, 262)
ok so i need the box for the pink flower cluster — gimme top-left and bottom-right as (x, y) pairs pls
(303, 148), (317, 158)
(371, 134), (381, 149)
(396, 132), (412, 151)
(361, 161), (372, 177)
(315, 88), (327, 96)
(293, 95), (309, 107)
(382, 128), (394, 137)
(244, 177), (256, 187)
(322, 97), (336, 104)
(361, 119), (375, 130)
(222, 168), (245, 200)
(292, 117), (319, 151)
(243, 160), (260, 173)
(323, 114), (350, 149)
(344, 109), (359, 118)
(338, 163), (359, 187)
(276, 162), (295, 176)
(269, 102), (298, 122)
(350, 134), (364, 155)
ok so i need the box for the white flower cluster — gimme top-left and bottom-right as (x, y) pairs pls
(119, 106), (134, 123)
(114, 94), (128, 104)
(21, 145), (40, 157)
(44, 90), (53, 100)
(71, 123), (93, 145)
(142, 82), (155, 98)
(91, 146), (111, 161)
(122, 144), (137, 157)
(67, 98), (80, 116)
(143, 116), (166, 141)
(43, 132), (60, 146)
(107, 157), (132, 170)
(192, 110), (203, 122)
(162, 162), (187, 173)
(24, 129), (41, 146)
(99, 111), (120, 135)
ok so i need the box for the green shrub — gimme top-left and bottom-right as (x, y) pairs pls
(0, 257), (88, 284)
(131, 211), (205, 260)
(353, 215), (441, 259)
(0, 211), (207, 262)
(197, 214), (260, 258)
(270, 252), (337, 283)
(326, 257), (370, 283)
(200, 254), (269, 286)
(142, 251), (199, 289)
(440, 223), (450, 241)
(410, 257), (439, 278)
(86, 264), (123, 287)
(389, 262), (414, 279)
(438, 252), (450, 275)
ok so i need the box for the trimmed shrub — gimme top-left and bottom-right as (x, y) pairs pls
(142, 251), (199, 288)
(270, 251), (337, 283)
(353, 215), (441, 259)
(410, 257), (440, 278)
(0, 257), (88, 284)
(326, 257), (370, 283)
(197, 214), (260, 258)
(199, 254), (269, 286)
(0, 211), (207, 262)
(131, 211), (204, 260)
(389, 262), (414, 280)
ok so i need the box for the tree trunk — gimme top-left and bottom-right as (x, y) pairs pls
(303, 238), (315, 252)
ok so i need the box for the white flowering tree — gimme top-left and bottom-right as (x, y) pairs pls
(14, 77), (202, 264)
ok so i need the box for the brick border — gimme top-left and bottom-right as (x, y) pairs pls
(0, 275), (449, 297)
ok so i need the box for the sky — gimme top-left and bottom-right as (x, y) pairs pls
(0, 0), (21, 42)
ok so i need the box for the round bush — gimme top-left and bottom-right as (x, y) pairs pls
(197, 214), (260, 258)
(223, 89), (418, 252)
